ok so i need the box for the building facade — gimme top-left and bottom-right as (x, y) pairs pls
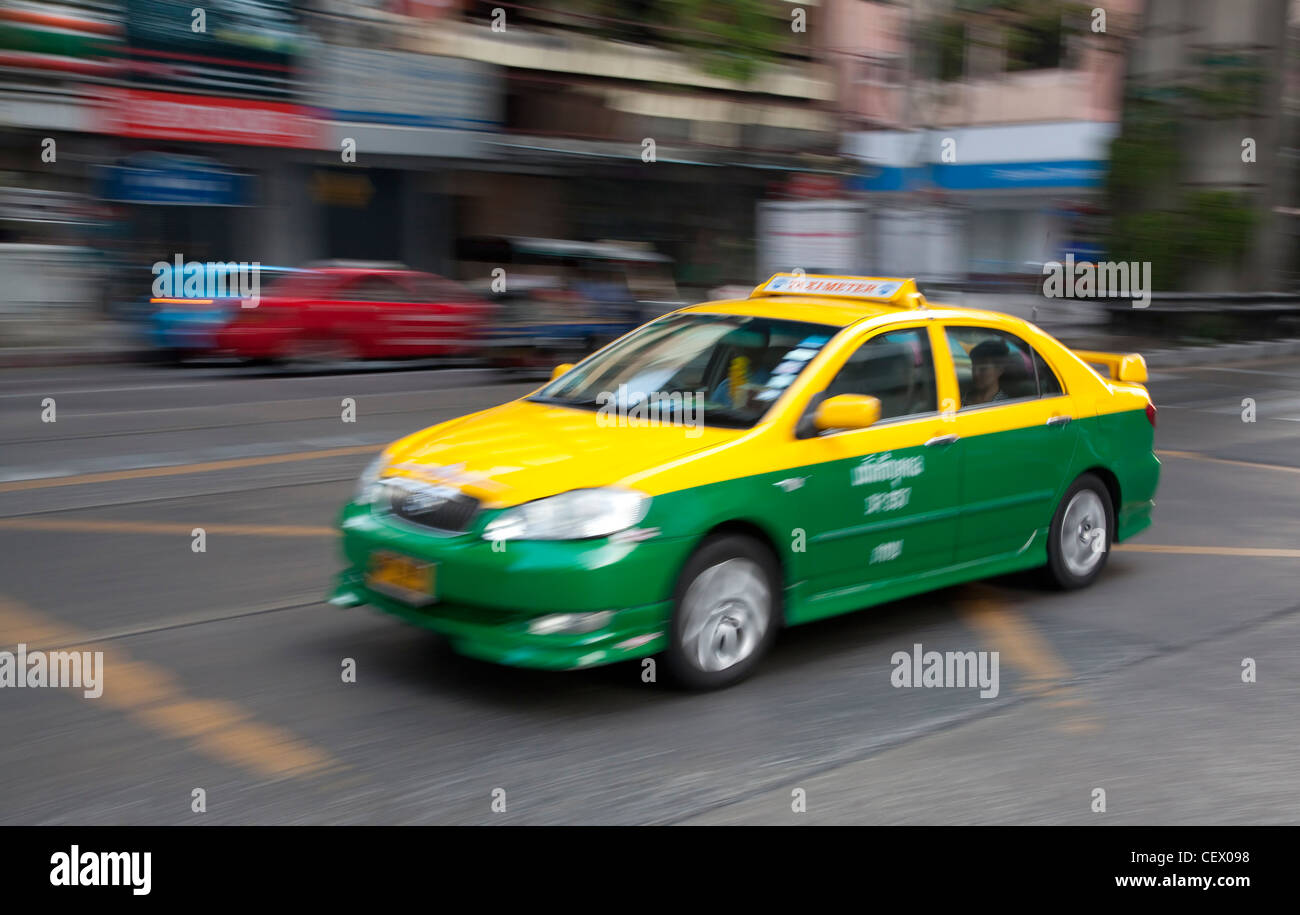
(831, 0), (1142, 285)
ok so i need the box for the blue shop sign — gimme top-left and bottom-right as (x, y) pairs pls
(97, 153), (253, 206)
(852, 159), (1107, 192)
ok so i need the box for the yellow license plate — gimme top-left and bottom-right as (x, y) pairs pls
(366, 552), (436, 606)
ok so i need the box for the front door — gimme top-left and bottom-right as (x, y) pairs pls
(785, 324), (961, 601)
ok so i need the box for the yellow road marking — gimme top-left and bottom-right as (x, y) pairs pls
(1157, 449), (1300, 475)
(0, 518), (336, 537)
(960, 592), (1099, 733)
(961, 596), (1068, 692)
(0, 444), (381, 493)
(1117, 544), (1300, 558)
(0, 595), (336, 779)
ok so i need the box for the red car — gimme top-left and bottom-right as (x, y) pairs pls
(216, 266), (488, 362)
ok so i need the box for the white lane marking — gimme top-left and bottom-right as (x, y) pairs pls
(0, 367), (497, 400)
(0, 437), (389, 483)
(1195, 366), (1300, 378)
(1188, 395), (1300, 415)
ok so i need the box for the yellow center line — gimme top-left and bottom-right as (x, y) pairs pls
(959, 592), (1100, 733)
(0, 444), (382, 493)
(0, 518), (336, 537)
(0, 595), (337, 779)
(1156, 449), (1300, 475)
(1117, 544), (1300, 558)
(961, 595), (1069, 691)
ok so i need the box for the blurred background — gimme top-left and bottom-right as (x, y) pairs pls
(3, 1), (1300, 827)
(1, 0), (1297, 360)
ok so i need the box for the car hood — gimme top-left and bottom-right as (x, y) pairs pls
(381, 398), (740, 508)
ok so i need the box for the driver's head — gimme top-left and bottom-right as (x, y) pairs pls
(970, 338), (1009, 388)
(752, 342), (788, 373)
(721, 327), (770, 366)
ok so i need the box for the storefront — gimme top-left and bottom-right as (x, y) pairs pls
(846, 121), (1117, 284)
(305, 45), (500, 273)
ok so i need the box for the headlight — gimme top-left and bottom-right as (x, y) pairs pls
(483, 488), (649, 542)
(354, 452), (390, 504)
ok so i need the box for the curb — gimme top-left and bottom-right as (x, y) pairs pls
(0, 348), (150, 369)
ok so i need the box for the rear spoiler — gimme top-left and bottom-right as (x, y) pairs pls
(1074, 350), (1148, 384)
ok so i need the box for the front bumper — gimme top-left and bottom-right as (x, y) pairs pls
(148, 311), (228, 351)
(332, 502), (687, 670)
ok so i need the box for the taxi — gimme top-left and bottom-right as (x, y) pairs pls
(330, 274), (1160, 689)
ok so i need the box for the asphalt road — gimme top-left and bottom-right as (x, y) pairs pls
(0, 357), (1297, 824)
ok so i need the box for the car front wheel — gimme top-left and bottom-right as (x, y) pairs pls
(1045, 473), (1114, 589)
(663, 535), (780, 690)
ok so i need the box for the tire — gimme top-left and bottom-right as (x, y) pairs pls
(141, 347), (187, 366)
(1044, 473), (1114, 590)
(284, 334), (357, 369)
(663, 534), (781, 690)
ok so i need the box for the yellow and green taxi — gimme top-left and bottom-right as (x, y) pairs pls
(331, 274), (1160, 688)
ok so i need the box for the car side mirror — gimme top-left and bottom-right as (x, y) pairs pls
(550, 363), (574, 382)
(814, 394), (881, 432)
(1116, 354), (1148, 384)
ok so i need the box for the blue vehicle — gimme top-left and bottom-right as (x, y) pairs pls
(458, 237), (682, 371)
(140, 264), (302, 362)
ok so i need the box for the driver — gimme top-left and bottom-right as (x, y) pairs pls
(711, 336), (784, 408)
(967, 338), (1012, 405)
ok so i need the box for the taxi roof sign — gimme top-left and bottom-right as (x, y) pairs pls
(750, 273), (925, 308)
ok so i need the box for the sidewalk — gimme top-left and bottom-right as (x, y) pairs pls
(0, 318), (146, 369)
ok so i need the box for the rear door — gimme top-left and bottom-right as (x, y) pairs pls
(341, 273), (417, 356)
(402, 273), (484, 355)
(938, 324), (1079, 564)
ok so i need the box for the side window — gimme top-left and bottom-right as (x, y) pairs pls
(1033, 350), (1064, 396)
(341, 275), (410, 303)
(823, 327), (937, 423)
(410, 275), (470, 303)
(943, 326), (1063, 407)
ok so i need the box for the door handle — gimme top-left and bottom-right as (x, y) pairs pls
(925, 433), (960, 447)
(1046, 415), (1073, 427)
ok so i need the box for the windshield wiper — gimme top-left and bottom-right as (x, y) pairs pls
(692, 406), (757, 428)
(527, 395), (602, 410)
(529, 395), (756, 427)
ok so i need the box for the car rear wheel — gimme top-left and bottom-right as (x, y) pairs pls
(1044, 473), (1113, 589)
(663, 535), (780, 690)
(285, 334), (358, 368)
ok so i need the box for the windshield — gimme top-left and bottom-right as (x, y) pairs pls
(530, 313), (838, 428)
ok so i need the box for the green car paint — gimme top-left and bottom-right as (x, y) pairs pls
(330, 407), (1158, 671)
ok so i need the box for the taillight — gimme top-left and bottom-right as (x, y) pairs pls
(1146, 402), (1157, 428)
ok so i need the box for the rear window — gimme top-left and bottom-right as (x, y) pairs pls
(944, 326), (1066, 408)
(340, 275), (411, 302)
(409, 275), (472, 303)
